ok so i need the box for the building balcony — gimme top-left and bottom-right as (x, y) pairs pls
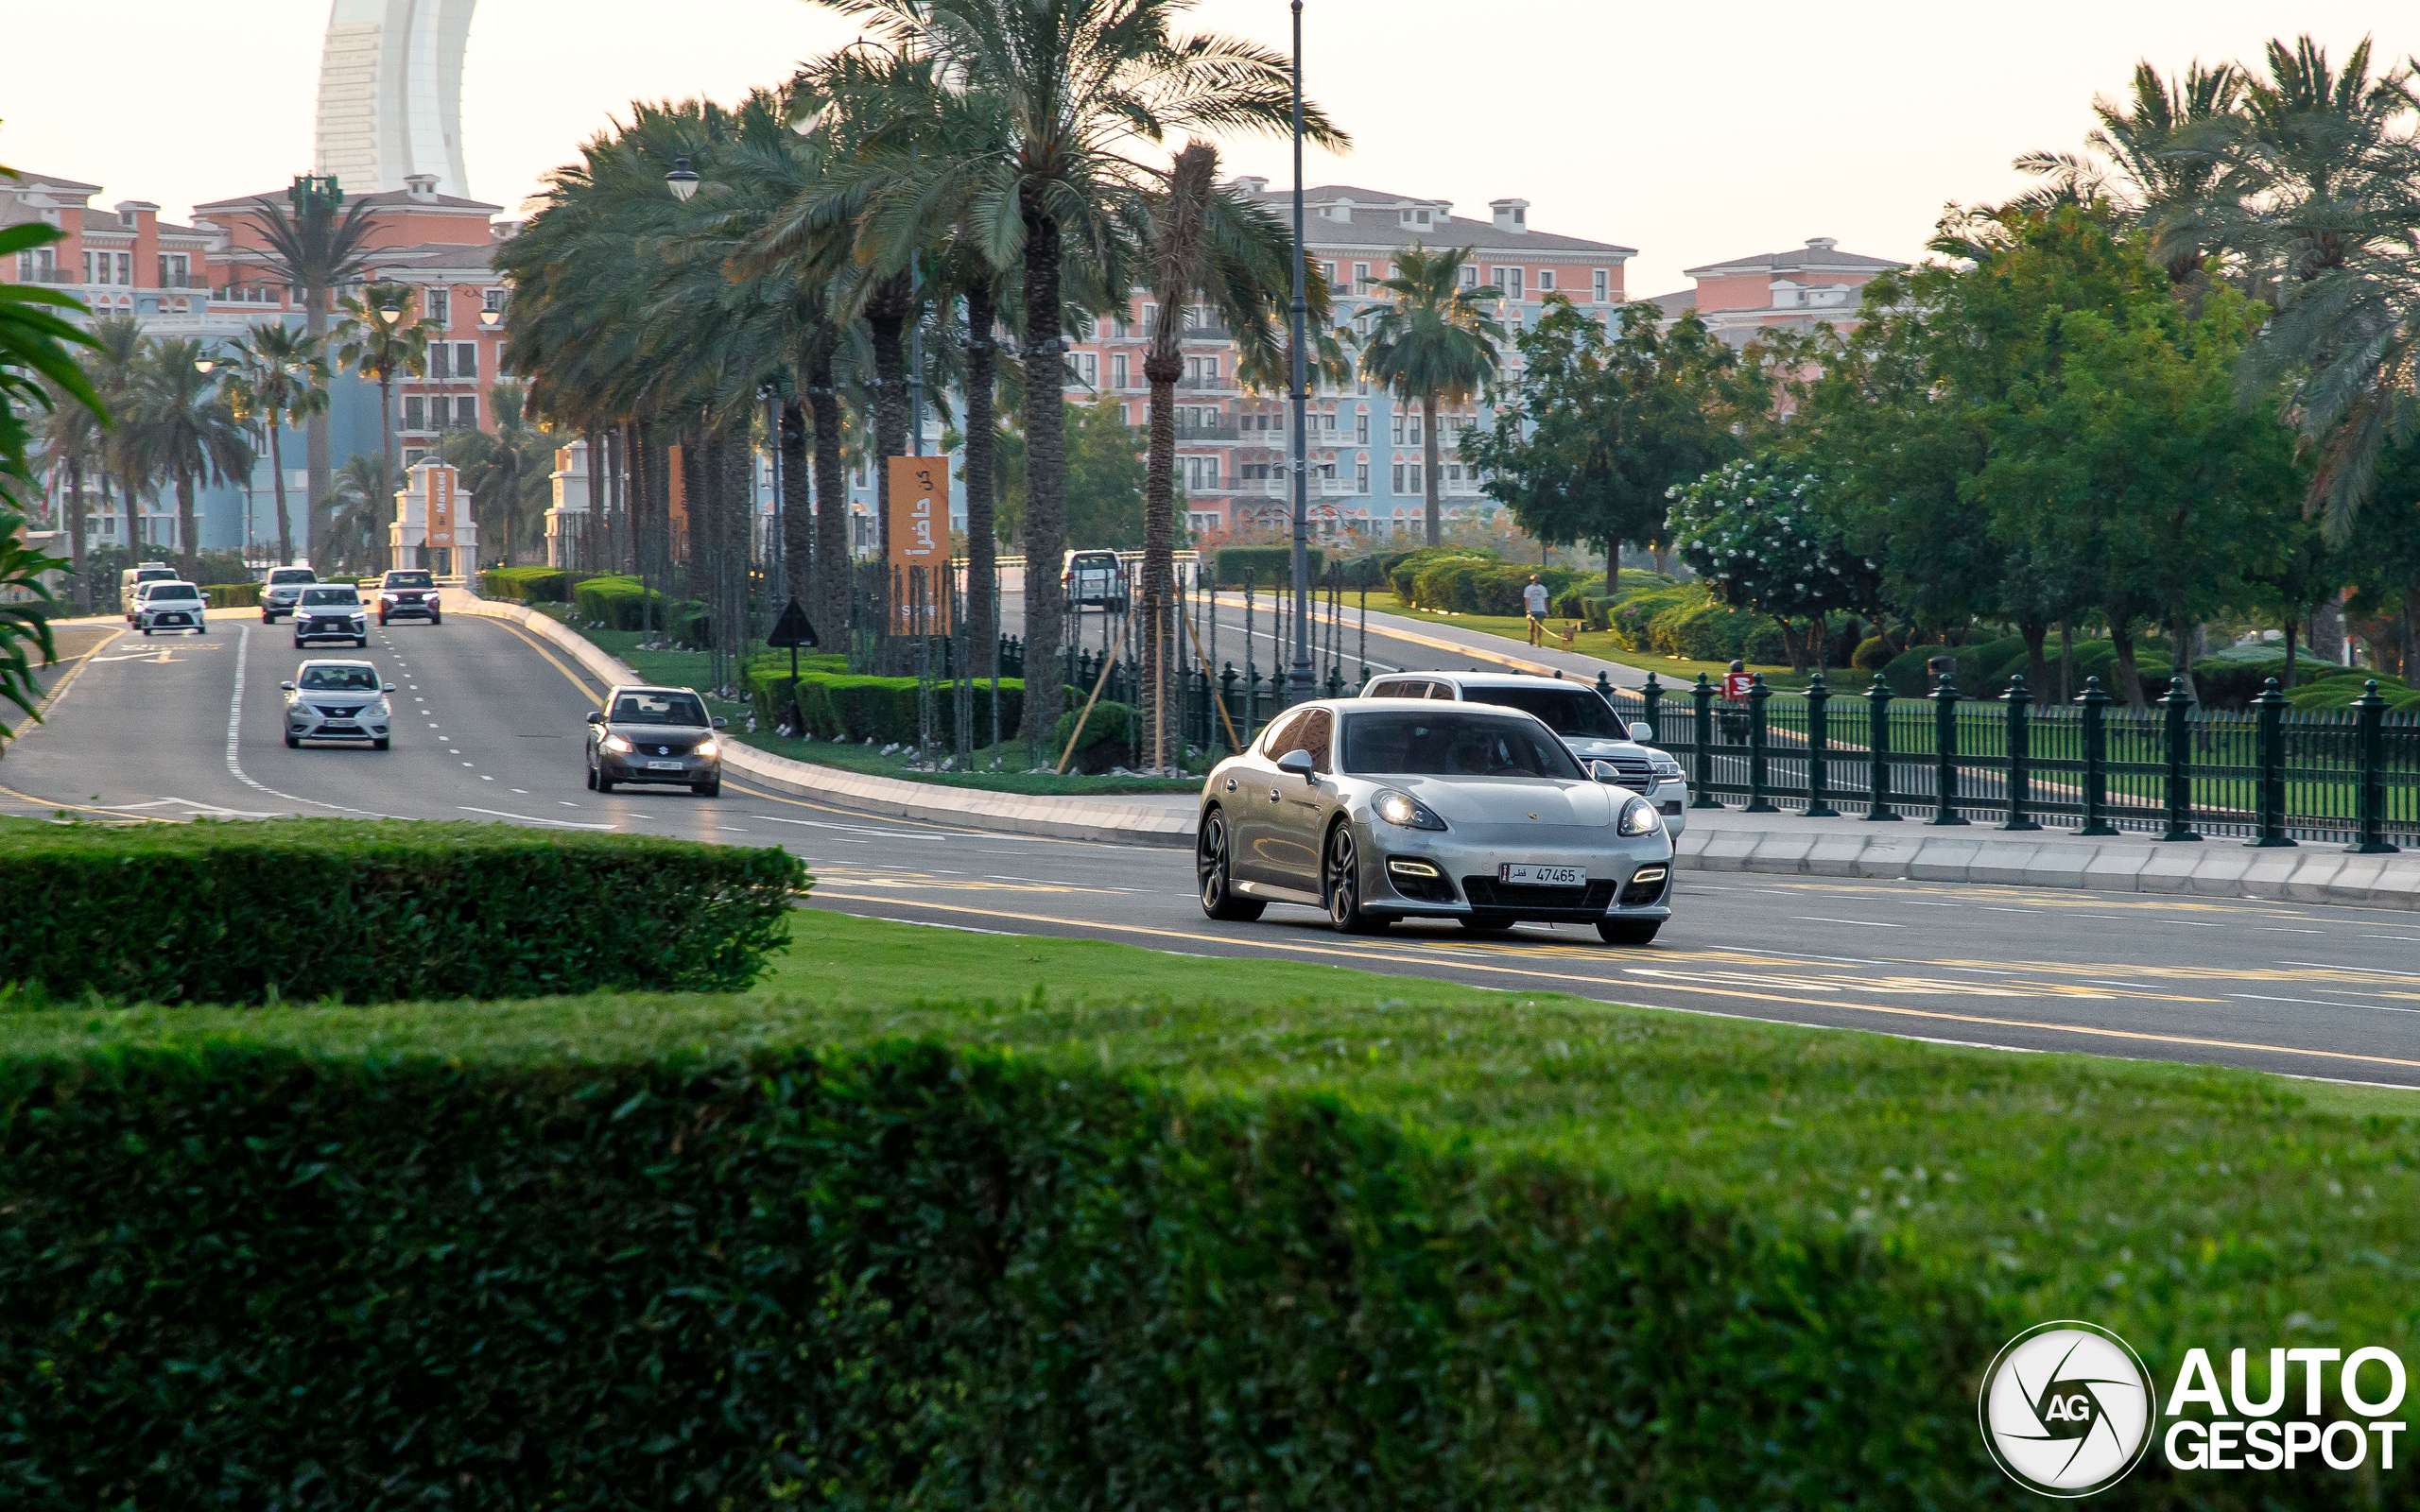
(1260, 476), (1357, 498)
(13, 266), (81, 285)
(1175, 420), (1239, 440)
(156, 272), (207, 289)
(1177, 374), (1229, 391)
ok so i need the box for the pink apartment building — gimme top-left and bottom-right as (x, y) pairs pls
(1061, 182), (1636, 539)
(1636, 236), (1907, 347)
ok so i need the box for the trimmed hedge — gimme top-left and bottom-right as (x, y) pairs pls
(0, 1041), (1994, 1507)
(481, 566), (589, 604)
(202, 582), (260, 609)
(1215, 544), (1324, 588)
(572, 574), (689, 634)
(1052, 698), (1138, 770)
(0, 820), (807, 1004)
(751, 663), (1030, 747)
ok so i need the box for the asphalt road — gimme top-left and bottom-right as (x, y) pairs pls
(6, 608), (2419, 1089)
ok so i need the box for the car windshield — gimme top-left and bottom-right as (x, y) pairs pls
(135, 569), (175, 582)
(613, 691), (708, 726)
(300, 588), (357, 606)
(299, 665), (379, 692)
(384, 571), (433, 588)
(1459, 685), (1628, 739)
(1342, 712), (1583, 780)
(268, 569), (315, 584)
(148, 585), (199, 600)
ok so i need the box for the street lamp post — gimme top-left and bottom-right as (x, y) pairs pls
(1284, 0), (1314, 703)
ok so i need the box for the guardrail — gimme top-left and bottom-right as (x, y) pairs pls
(1602, 670), (2415, 852)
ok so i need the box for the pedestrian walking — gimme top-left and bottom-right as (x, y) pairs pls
(1523, 575), (1550, 646)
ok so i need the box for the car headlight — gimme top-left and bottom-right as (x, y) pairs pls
(694, 739), (718, 758)
(1617, 795), (1661, 836)
(1651, 760), (1684, 782)
(1372, 788), (1446, 831)
(601, 734), (632, 753)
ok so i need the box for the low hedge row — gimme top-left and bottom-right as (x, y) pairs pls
(0, 1041), (1994, 1507)
(1214, 544), (1324, 588)
(0, 820), (806, 1004)
(572, 574), (706, 640)
(202, 582), (260, 609)
(481, 566), (589, 604)
(751, 664), (1031, 746)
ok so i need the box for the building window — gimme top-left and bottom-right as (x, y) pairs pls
(1066, 352), (1098, 388)
(1114, 313), (1132, 337)
(1355, 460), (1370, 494)
(1407, 463), (1423, 494)
(424, 288), (450, 326)
(1408, 413), (1422, 444)
(454, 341), (478, 379)
(1593, 268), (1609, 302)
(1354, 407), (1369, 444)
(1353, 262), (1369, 293)
(1142, 302), (1158, 333)
(430, 345), (450, 380)
(1113, 352), (1128, 388)
(1460, 264), (1478, 289)
(1537, 269), (1554, 292)
(403, 396), (426, 431)
(1495, 266), (1523, 300)
(454, 396), (479, 428)
(1321, 261), (1338, 287)
(1391, 412), (1404, 445)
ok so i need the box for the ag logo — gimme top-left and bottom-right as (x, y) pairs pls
(1979, 1321), (2157, 1497)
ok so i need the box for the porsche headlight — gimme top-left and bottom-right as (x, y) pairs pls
(601, 733), (633, 753)
(1616, 795), (1661, 836)
(1373, 788), (1446, 831)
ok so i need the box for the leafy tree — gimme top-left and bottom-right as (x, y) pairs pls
(333, 282), (433, 563)
(322, 454), (391, 575)
(0, 209), (98, 730)
(2342, 437), (2420, 679)
(442, 381), (554, 566)
(217, 321), (330, 570)
(1357, 246), (1504, 547)
(243, 179), (381, 558)
(1469, 296), (1769, 595)
(1668, 455), (1884, 669)
(124, 339), (253, 582)
(1060, 396), (1159, 551)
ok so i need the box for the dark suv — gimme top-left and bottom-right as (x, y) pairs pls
(586, 685), (727, 797)
(376, 569), (441, 625)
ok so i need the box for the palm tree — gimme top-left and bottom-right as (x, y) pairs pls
(1134, 140), (1296, 765)
(323, 453), (391, 575)
(818, 0), (1345, 747)
(333, 282), (433, 561)
(244, 178), (382, 561)
(1357, 246), (1506, 546)
(443, 381), (552, 566)
(217, 322), (330, 570)
(124, 339), (254, 580)
(79, 315), (146, 557)
(35, 374), (107, 607)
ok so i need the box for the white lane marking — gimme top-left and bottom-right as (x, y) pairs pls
(480, 775), (493, 781)
(2160, 919), (2222, 927)
(460, 762), (474, 767)
(2263, 927), (2327, 934)
(2232, 993), (2420, 1015)
(558, 801), (579, 808)
(2282, 960), (2420, 978)
(2362, 935), (2420, 943)
(1790, 916), (1904, 928)
(510, 788), (529, 794)
(458, 805), (615, 830)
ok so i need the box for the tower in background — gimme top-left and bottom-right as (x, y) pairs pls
(313, 0), (477, 198)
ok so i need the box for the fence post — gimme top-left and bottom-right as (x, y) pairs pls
(2078, 677), (2118, 835)
(2350, 679), (2401, 854)
(1220, 662), (1239, 751)
(2249, 677), (2294, 849)
(1324, 665), (1343, 700)
(2159, 675), (2202, 842)
(1804, 671), (1838, 816)
(1864, 674), (1901, 820)
(1744, 674), (1777, 812)
(1999, 674), (2040, 831)
(1640, 671), (1662, 743)
(1690, 674), (1722, 807)
(1930, 674), (1969, 825)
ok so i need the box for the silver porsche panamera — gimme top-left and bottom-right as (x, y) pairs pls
(1196, 698), (1677, 944)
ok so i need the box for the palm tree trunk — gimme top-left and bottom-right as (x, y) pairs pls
(866, 274), (914, 647)
(268, 422), (294, 569)
(582, 427), (603, 572)
(777, 401), (810, 608)
(962, 284), (999, 676)
(1018, 198), (1069, 748)
(1141, 346), (1184, 771)
(305, 285), (332, 563)
(66, 455), (88, 610)
(176, 471), (199, 582)
(376, 370), (396, 574)
(1422, 394), (1442, 547)
(806, 347), (848, 655)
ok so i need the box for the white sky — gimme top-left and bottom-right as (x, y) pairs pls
(5, 1), (2412, 296)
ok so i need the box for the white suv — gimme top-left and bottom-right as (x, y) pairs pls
(292, 585), (369, 648)
(132, 580), (208, 636)
(1360, 670), (1692, 833)
(261, 565), (318, 622)
(282, 660), (393, 749)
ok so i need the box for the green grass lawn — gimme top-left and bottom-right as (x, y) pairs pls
(15, 904), (2420, 1361)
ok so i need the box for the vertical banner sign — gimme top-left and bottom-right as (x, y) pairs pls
(886, 455), (948, 633)
(426, 465), (456, 549)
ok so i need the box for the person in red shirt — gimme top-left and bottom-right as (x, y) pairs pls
(1720, 659), (1752, 743)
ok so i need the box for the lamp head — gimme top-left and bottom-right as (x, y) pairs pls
(666, 157), (700, 202)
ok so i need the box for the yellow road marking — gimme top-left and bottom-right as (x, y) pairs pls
(808, 892), (2420, 1074)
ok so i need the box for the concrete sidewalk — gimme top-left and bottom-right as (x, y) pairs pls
(446, 592), (2418, 907)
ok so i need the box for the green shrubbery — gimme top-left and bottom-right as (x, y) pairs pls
(0, 820), (805, 1004)
(1051, 698), (1138, 770)
(201, 582), (260, 610)
(1214, 545), (1323, 588)
(1389, 548), (1582, 616)
(0, 1039), (1991, 1508)
(749, 659), (1031, 747)
(481, 566), (588, 604)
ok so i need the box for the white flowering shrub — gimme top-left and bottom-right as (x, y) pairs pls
(1668, 455), (1883, 626)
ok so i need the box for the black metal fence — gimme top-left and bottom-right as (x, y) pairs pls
(1601, 670), (2415, 852)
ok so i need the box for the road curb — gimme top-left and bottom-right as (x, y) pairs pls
(447, 594), (1198, 848)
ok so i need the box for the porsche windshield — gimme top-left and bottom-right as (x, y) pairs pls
(1341, 712), (1582, 780)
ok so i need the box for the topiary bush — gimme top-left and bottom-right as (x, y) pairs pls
(747, 662), (1029, 747)
(481, 566), (590, 604)
(0, 820), (807, 1005)
(1052, 699), (1138, 771)
(1215, 545), (1323, 589)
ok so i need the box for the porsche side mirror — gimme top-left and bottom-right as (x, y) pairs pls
(1629, 722), (1655, 744)
(1277, 748), (1316, 781)
(712, 716), (728, 730)
(585, 710), (604, 725)
(1591, 760), (1622, 784)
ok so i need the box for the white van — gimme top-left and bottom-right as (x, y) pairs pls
(120, 561), (177, 620)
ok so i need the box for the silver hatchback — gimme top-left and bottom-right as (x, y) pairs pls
(1196, 698), (1676, 945)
